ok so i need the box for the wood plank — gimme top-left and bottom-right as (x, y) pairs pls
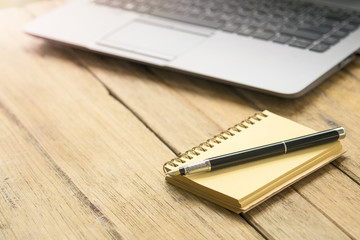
(0, 5), (263, 239)
(243, 188), (348, 239)
(294, 164), (360, 237)
(0, 103), (111, 239)
(72, 35), (350, 239)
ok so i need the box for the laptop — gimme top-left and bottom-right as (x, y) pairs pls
(23, 0), (360, 97)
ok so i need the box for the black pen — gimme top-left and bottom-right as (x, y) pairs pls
(168, 127), (346, 176)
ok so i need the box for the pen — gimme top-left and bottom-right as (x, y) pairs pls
(168, 127), (346, 176)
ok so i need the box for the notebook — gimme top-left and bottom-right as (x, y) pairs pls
(163, 110), (344, 213)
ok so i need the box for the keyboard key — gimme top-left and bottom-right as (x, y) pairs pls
(273, 34), (292, 44)
(310, 43), (330, 53)
(325, 12), (349, 21)
(222, 23), (239, 32)
(151, 9), (223, 29)
(289, 38), (312, 49)
(264, 22), (282, 32)
(322, 36), (339, 45)
(237, 27), (256, 36)
(331, 29), (349, 38)
(253, 30), (275, 40)
(322, 18), (340, 26)
(349, 17), (360, 24)
(280, 28), (322, 40)
(269, 14), (283, 23)
(342, 23), (358, 31)
(249, 18), (266, 28)
(232, 16), (250, 24)
(299, 24), (332, 34)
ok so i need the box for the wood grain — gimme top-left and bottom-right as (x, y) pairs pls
(75, 51), (354, 239)
(0, 4), (262, 240)
(69, 19), (360, 239)
(1, 0), (359, 239)
(0, 106), (111, 239)
(294, 164), (360, 237)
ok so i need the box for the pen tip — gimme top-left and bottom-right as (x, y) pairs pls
(168, 169), (180, 176)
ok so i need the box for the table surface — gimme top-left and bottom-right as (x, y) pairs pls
(1, 1), (360, 239)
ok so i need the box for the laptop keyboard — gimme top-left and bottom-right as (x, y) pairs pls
(94, 0), (360, 53)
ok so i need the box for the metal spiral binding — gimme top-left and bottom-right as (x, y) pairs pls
(163, 111), (269, 173)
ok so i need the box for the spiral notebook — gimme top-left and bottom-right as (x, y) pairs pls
(163, 110), (344, 213)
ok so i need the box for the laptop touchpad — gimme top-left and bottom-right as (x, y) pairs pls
(97, 19), (208, 61)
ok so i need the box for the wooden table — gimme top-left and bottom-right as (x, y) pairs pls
(1, 1), (360, 239)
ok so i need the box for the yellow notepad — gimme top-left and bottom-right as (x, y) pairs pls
(163, 110), (344, 213)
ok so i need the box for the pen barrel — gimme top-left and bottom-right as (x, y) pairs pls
(210, 143), (285, 171)
(285, 129), (340, 153)
(209, 127), (343, 171)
